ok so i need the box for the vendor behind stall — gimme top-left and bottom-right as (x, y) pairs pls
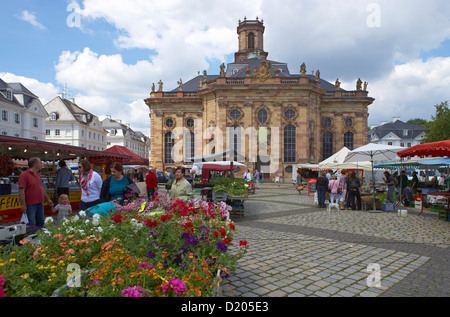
(169, 166), (193, 203)
(78, 159), (103, 211)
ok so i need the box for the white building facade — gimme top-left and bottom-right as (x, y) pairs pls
(102, 116), (150, 159)
(0, 79), (48, 140)
(368, 118), (428, 148)
(44, 96), (108, 151)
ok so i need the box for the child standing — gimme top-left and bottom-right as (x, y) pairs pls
(52, 194), (72, 225)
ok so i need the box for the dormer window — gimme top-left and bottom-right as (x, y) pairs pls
(110, 129), (117, 136)
(6, 90), (13, 100)
(50, 112), (57, 121)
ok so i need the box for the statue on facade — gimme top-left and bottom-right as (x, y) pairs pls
(300, 63), (306, 76)
(335, 79), (341, 90)
(356, 78), (362, 91)
(203, 70), (207, 83)
(158, 80), (163, 92)
(177, 78), (183, 91)
(151, 83), (155, 93)
(363, 81), (368, 91)
(315, 70), (320, 82)
(220, 63), (226, 77)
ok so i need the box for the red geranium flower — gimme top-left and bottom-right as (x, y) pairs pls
(213, 231), (219, 237)
(239, 240), (248, 247)
(229, 223), (236, 230)
(219, 228), (226, 237)
(223, 237), (232, 245)
(113, 214), (123, 223)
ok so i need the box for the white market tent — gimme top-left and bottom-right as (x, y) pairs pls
(344, 143), (404, 213)
(319, 147), (372, 170)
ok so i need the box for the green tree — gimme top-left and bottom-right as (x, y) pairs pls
(406, 118), (429, 129)
(422, 101), (450, 143)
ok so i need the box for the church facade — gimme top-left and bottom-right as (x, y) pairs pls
(144, 18), (374, 180)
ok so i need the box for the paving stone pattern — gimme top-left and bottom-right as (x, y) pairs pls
(219, 183), (450, 297)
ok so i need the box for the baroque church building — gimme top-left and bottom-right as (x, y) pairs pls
(145, 18), (374, 180)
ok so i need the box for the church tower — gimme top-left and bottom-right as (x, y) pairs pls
(234, 17), (269, 62)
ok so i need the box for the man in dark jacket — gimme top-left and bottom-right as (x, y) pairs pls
(316, 172), (329, 208)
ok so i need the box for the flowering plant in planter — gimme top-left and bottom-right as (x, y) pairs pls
(0, 193), (248, 297)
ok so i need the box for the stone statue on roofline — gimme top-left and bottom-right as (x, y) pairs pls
(315, 70), (320, 82)
(158, 80), (163, 92)
(364, 81), (368, 91)
(151, 83), (155, 93)
(356, 78), (362, 91)
(300, 63), (306, 76)
(177, 78), (183, 91)
(335, 79), (341, 90)
(220, 63), (226, 77)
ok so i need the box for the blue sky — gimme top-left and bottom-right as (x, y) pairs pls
(1, 0), (450, 136)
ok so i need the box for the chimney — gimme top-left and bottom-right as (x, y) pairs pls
(58, 93), (64, 99)
(70, 98), (75, 104)
(380, 121), (388, 126)
(392, 116), (400, 122)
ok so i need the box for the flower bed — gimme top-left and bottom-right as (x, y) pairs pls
(0, 193), (248, 297)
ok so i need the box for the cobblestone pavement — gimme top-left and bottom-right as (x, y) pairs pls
(219, 183), (450, 297)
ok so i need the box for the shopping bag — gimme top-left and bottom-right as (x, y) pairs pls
(20, 213), (29, 224)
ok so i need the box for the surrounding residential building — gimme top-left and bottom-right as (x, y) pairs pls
(102, 116), (150, 159)
(44, 96), (108, 151)
(368, 118), (428, 147)
(0, 78), (48, 140)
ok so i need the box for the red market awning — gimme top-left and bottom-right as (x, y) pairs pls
(397, 140), (450, 158)
(0, 135), (128, 161)
(102, 145), (149, 166)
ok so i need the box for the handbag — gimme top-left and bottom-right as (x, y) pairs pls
(123, 182), (141, 198)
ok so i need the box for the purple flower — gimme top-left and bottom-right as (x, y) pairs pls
(216, 241), (227, 253)
(146, 251), (156, 258)
(181, 233), (199, 247)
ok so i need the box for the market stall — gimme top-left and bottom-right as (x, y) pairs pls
(0, 135), (128, 224)
(397, 140), (450, 219)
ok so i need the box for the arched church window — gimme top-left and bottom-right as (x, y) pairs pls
(165, 132), (175, 164)
(229, 125), (241, 161)
(284, 124), (296, 163)
(248, 32), (255, 50)
(323, 132), (333, 160)
(185, 131), (195, 162)
(344, 132), (354, 150)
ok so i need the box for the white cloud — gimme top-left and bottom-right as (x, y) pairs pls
(364, 57), (450, 125)
(17, 10), (46, 30)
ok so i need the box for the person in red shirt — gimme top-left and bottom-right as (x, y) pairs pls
(18, 157), (54, 228)
(146, 167), (158, 200)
